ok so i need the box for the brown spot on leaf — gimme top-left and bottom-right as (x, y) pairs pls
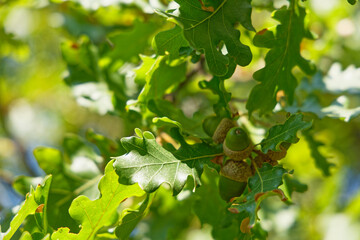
(198, 0), (214, 12)
(228, 208), (240, 214)
(240, 217), (251, 233)
(36, 204), (44, 213)
(257, 28), (268, 35)
(254, 192), (265, 202)
(71, 43), (79, 49)
(273, 189), (287, 201)
(229, 196), (237, 203)
(211, 155), (224, 166)
(202, 6), (214, 12)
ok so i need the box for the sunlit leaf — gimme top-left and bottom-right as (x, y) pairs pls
(153, 25), (190, 60)
(2, 176), (52, 240)
(17, 135), (103, 232)
(113, 129), (222, 195)
(137, 56), (187, 103)
(51, 161), (144, 239)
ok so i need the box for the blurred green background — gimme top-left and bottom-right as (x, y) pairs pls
(1, 0), (360, 239)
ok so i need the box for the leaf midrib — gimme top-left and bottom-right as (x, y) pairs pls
(185, 0), (228, 31)
(261, 120), (311, 147)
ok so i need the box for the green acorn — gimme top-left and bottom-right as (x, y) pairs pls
(218, 160), (252, 201)
(223, 127), (253, 161)
(219, 176), (247, 202)
(202, 115), (222, 137)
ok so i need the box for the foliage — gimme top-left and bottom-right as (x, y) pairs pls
(1, 0), (360, 239)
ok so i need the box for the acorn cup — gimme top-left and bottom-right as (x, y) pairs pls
(212, 118), (237, 144)
(223, 127), (253, 161)
(218, 160), (252, 201)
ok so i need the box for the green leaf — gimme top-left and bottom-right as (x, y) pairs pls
(51, 161), (145, 239)
(169, 128), (222, 174)
(113, 129), (222, 195)
(61, 37), (115, 115)
(251, 223), (268, 240)
(63, 133), (102, 178)
(2, 176), (52, 240)
(148, 99), (208, 138)
(246, 1), (316, 115)
(347, 0), (357, 5)
(106, 20), (159, 62)
(153, 25), (190, 60)
(134, 55), (157, 86)
(199, 76), (233, 118)
(115, 194), (154, 240)
(192, 166), (248, 239)
(114, 129), (197, 195)
(282, 174), (308, 201)
(137, 56), (187, 103)
(260, 113), (312, 153)
(19, 232), (50, 240)
(153, 118), (222, 170)
(229, 164), (288, 225)
(303, 131), (335, 176)
(152, 116), (183, 131)
(86, 129), (127, 163)
(28, 135), (103, 232)
(61, 36), (100, 85)
(19, 231), (32, 240)
(13, 176), (44, 196)
(168, 0), (254, 76)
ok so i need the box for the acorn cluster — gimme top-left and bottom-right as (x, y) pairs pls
(202, 116), (290, 202)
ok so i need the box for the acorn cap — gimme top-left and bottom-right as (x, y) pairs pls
(220, 160), (253, 182)
(223, 139), (253, 161)
(212, 118), (236, 144)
